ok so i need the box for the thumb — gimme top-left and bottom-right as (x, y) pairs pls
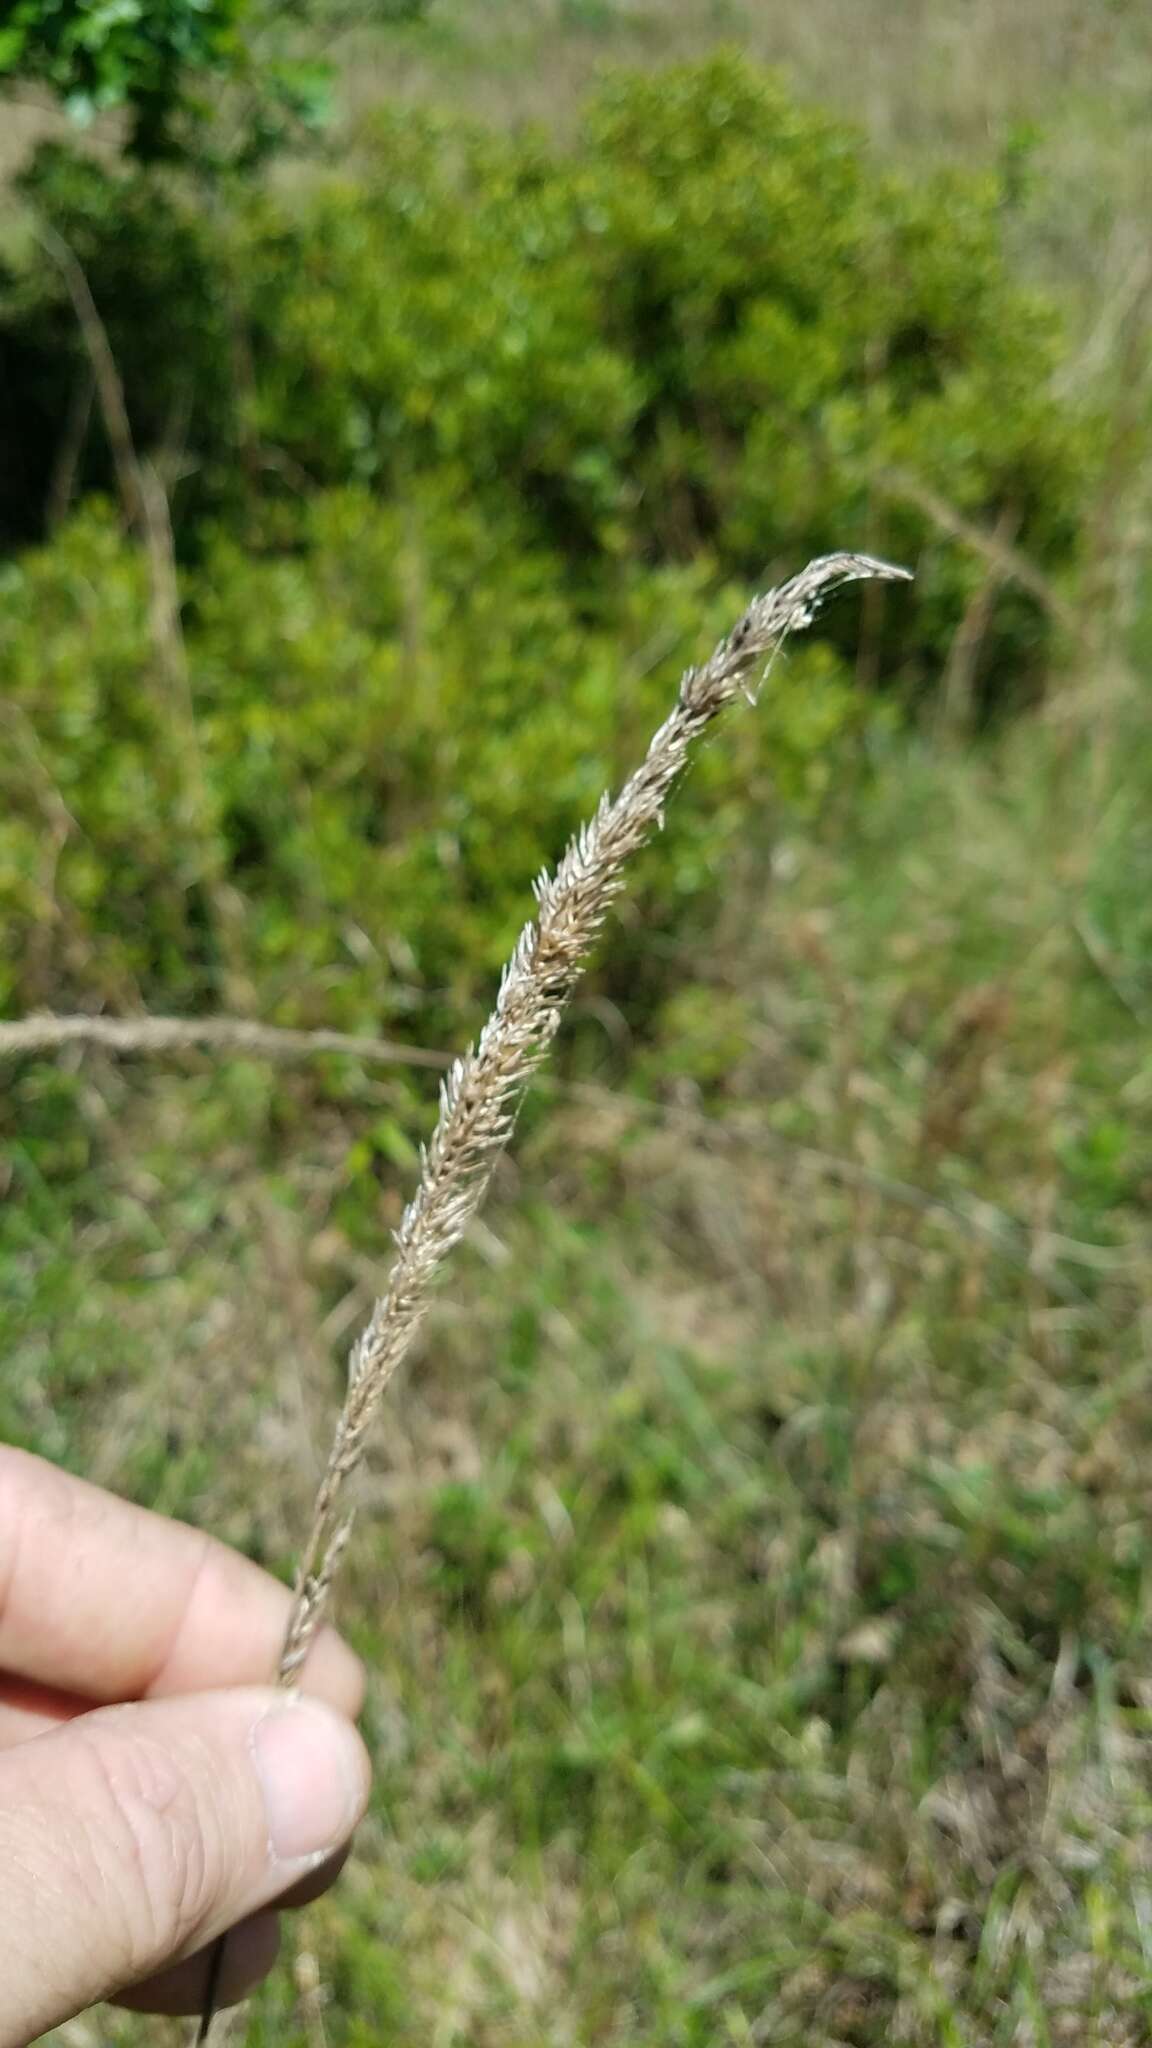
(0, 1686), (370, 2045)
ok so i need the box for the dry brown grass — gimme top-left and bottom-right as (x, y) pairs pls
(0, 87), (122, 187)
(0, 1012), (450, 1070)
(343, 0), (1148, 150)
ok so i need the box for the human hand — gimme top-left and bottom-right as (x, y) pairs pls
(0, 1446), (371, 2045)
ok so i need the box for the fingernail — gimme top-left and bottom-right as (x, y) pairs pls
(250, 1697), (368, 1864)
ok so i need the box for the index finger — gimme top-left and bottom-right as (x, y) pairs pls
(0, 1448), (363, 1716)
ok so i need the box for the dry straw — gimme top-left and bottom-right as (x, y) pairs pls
(197, 550), (909, 2040)
(0, 1012), (449, 1070)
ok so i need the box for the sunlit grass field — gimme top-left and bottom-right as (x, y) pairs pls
(5, 3), (1152, 2043)
(10, 710), (1151, 2046)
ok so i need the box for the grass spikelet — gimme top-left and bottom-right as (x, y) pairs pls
(198, 549), (909, 2040)
(277, 551), (908, 1681)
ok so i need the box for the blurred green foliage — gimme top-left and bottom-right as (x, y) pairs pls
(0, 0), (250, 135)
(0, 0), (428, 162)
(0, 0), (334, 162)
(0, 55), (1093, 1040)
(0, 487), (849, 1034)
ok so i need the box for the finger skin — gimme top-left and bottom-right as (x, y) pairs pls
(0, 1687), (370, 2045)
(109, 1852), (349, 2014)
(113, 1912), (281, 2016)
(0, 1447), (363, 1714)
(112, 1846), (350, 2013)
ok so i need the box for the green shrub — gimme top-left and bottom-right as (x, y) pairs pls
(239, 58), (1088, 701)
(0, 55), (1098, 1037)
(0, 0), (426, 162)
(0, 486), (855, 1034)
(0, 0), (253, 151)
(6, 58), (1090, 675)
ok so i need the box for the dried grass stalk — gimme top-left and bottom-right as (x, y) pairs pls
(197, 548), (908, 2042)
(0, 1012), (449, 1070)
(277, 551), (908, 1679)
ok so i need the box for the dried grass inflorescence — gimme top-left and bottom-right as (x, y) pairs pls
(277, 551), (909, 1681)
(196, 549), (909, 2044)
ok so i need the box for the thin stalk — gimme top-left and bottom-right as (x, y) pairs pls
(197, 549), (909, 2041)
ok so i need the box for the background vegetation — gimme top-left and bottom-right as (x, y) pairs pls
(2, 3), (1152, 2043)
